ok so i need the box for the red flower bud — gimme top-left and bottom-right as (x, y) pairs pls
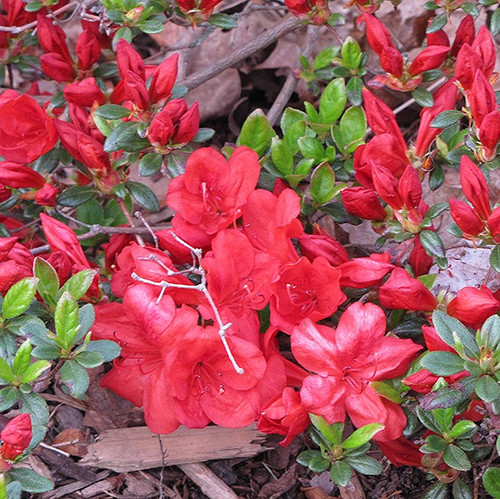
(63, 77), (106, 107)
(398, 165), (422, 210)
(471, 26), (496, 79)
(379, 267), (437, 311)
(467, 70), (497, 128)
(409, 234), (433, 277)
(449, 198), (485, 236)
(362, 13), (393, 57)
(447, 286), (500, 329)
(408, 45), (449, 76)
(459, 155), (491, 220)
(123, 70), (150, 109)
(147, 108), (175, 147)
(0, 93), (58, 164)
(40, 53), (76, 83)
(35, 183), (58, 207)
(487, 207), (500, 240)
(116, 39), (145, 81)
(173, 102), (200, 144)
(149, 53), (179, 104)
(426, 28), (450, 48)
(455, 43), (482, 91)
(376, 436), (423, 468)
(450, 15), (475, 57)
(341, 186), (387, 221)
(298, 224), (350, 267)
(380, 47), (404, 77)
(76, 29), (101, 70)
(372, 163), (403, 210)
(478, 111), (500, 161)
(0, 413), (32, 461)
(338, 253), (394, 288)
(0, 162), (45, 189)
(36, 14), (72, 62)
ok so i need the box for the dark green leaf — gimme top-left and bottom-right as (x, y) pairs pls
(138, 19), (164, 33)
(475, 375), (500, 403)
(308, 454), (330, 472)
(421, 351), (464, 376)
(426, 202), (448, 219)
(483, 467), (500, 498)
(8, 468), (53, 493)
(429, 164), (445, 190)
(346, 77), (363, 106)
(94, 104), (131, 120)
(452, 478), (472, 499)
(126, 181), (160, 212)
(86, 340), (121, 362)
(0, 386), (19, 411)
(421, 481), (448, 499)
(330, 461), (352, 486)
(192, 128), (215, 143)
(60, 360), (89, 398)
(104, 122), (150, 153)
(75, 351), (104, 368)
(236, 109), (276, 156)
(421, 434), (448, 453)
(344, 455), (382, 475)
(491, 8), (500, 36)
(139, 153), (163, 177)
(419, 230), (446, 258)
(57, 186), (99, 207)
(430, 110), (464, 128)
(297, 449), (320, 466)
(461, 2), (479, 16)
(416, 406), (446, 434)
(2, 277), (38, 319)
(208, 13), (238, 29)
(426, 13), (447, 33)
(444, 444), (471, 471)
(432, 310), (479, 358)
(21, 360), (50, 383)
(412, 87), (434, 107)
(491, 245), (500, 273)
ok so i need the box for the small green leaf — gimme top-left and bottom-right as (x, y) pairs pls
(461, 2), (479, 16)
(491, 245), (500, 273)
(208, 13), (238, 29)
(490, 8), (500, 36)
(343, 423), (384, 449)
(452, 478), (472, 499)
(346, 76), (363, 106)
(2, 277), (39, 319)
(421, 481), (448, 499)
(426, 202), (448, 219)
(344, 455), (382, 475)
(313, 46), (338, 70)
(0, 386), (19, 411)
(443, 444), (471, 471)
(419, 230), (446, 258)
(271, 138), (294, 176)
(86, 340), (121, 362)
(341, 37), (362, 69)
(297, 449), (321, 467)
(412, 87), (434, 107)
(12, 340), (33, 376)
(104, 122), (150, 153)
(330, 461), (352, 486)
(430, 110), (464, 128)
(308, 454), (331, 472)
(370, 381), (403, 403)
(7, 468), (53, 493)
(137, 19), (164, 34)
(59, 269), (97, 301)
(21, 360), (51, 383)
(426, 13), (447, 33)
(310, 162), (335, 205)
(319, 78), (347, 124)
(432, 310), (479, 358)
(0, 359), (14, 382)
(34, 257), (59, 307)
(338, 106), (366, 153)
(281, 108), (307, 134)
(449, 420), (477, 439)
(57, 186), (99, 207)
(191, 128), (215, 143)
(475, 375), (500, 403)
(55, 292), (80, 350)
(139, 153), (163, 177)
(421, 434), (448, 453)
(421, 351), (464, 376)
(126, 181), (160, 212)
(75, 351), (104, 368)
(60, 360), (90, 398)
(112, 27), (132, 49)
(483, 467), (500, 498)
(236, 109), (276, 156)
(429, 164), (445, 191)
(94, 104), (131, 120)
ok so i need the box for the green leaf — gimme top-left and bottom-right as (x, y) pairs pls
(21, 360), (50, 383)
(417, 406), (447, 434)
(426, 202), (448, 219)
(59, 269), (97, 301)
(191, 128), (215, 143)
(426, 13), (447, 33)
(420, 382), (473, 410)
(281, 108), (307, 134)
(419, 230), (446, 258)
(421, 481), (448, 499)
(330, 461), (352, 486)
(338, 106), (366, 153)
(57, 186), (99, 207)
(491, 8), (500, 36)
(7, 468), (53, 493)
(208, 13), (238, 29)
(138, 19), (164, 34)
(94, 104), (131, 120)
(491, 245), (500, 273)
(34, 258), (59, 307)
(412, 87), (434, 107)
(346, 76), (363, 106)
(421, 434), (448, 453)
(421, 351), (464, 376)
(284, 121), (307, 155)
(2, 277), (39, 319)
(297, 449), (321, 467)
(126, 181), (160, 212)
(19, 391), (49, 428)
(343, 423), (384, 449)
(319, 78), (347, 124)
(0, 386), (19, 411)
(341, 37), (362, 69)
(60, 360), (89, 398)
(475, 375), (500, 403)
(483, 467), (500, 498)
(32, 344), (61, 361)
(443, 444), (471, 471)
(104, 122), (150, 153)
(461, 2), (479, 16)
(429, 164), (445, 191)
(478, 315), (500, 351)
(344, 455), (382, 475)
(298, 137), (324, 163)
(313, 46), (338, 70)
(309, 415), (343, 445)
(86, 340), (121, 362)
(112, 27), (132, 49)
(271, 138), (294, 176)
(431, 110), (464, 128)
(370, 381), (403, 403)
(308, 454), (331, 472)
(24, 1), (43, 11)
(55, 292), (80, 350)
(449, 420), (477, 439)
(310, 162), (335, 205)
(451, 478), (472, 499)
(236, 109), (276, 156)
(432, 310), (479, 358)
(75, 351), (104, 368)
(77, 304), (95, 341)
(12, 340), (32, 376)
(139, 153), (163, 177)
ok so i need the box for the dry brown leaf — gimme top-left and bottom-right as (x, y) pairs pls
(51, 428), (89, 457)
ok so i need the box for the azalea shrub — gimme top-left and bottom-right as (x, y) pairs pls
(0, 0), (498, 497)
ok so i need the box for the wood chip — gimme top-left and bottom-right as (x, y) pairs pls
(39, 471), (110, 499)
(81, 424), (270, 472)
(179, 463), (240, 499)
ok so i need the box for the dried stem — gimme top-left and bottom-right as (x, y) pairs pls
(117, 198), (145, 247)
(131, 231), (245, 374)
(180, 16), (303, 90)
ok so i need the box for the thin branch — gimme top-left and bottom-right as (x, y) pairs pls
(117, 198), (145, 247)
(392, 77), (447, 116)
(267, 24), (320, 127)
(180, 16), (303, 90)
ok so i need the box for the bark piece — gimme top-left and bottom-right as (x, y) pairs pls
(81, 424), (269, 472)
(179, 462), (240, 499)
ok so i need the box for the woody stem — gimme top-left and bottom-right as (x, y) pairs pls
(117, 198), (145, 247)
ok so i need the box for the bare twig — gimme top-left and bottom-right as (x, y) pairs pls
(392, 77), (447, 116)
(267, 24), (320, 127)
(180, 16), (303, 90)
(178, 463), (240, 499)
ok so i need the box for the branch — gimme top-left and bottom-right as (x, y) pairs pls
(180, 16), (303, 90)
(30, 225), (167, 255)
(267, 24), (319, 127)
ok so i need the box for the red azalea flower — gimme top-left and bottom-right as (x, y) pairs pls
(459, 155), (491, 221)
(0, 237), (33, 295)
(292, 302), (422, 441)
(379, 267), (437, 311)
(377, 436), (423, 467)
(0, 413), (32, 467)
(338, 253), (394, 289)
(167, 147), (260, 248)
(298, 224), (350, 267)
(270, 256), (345, 334)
